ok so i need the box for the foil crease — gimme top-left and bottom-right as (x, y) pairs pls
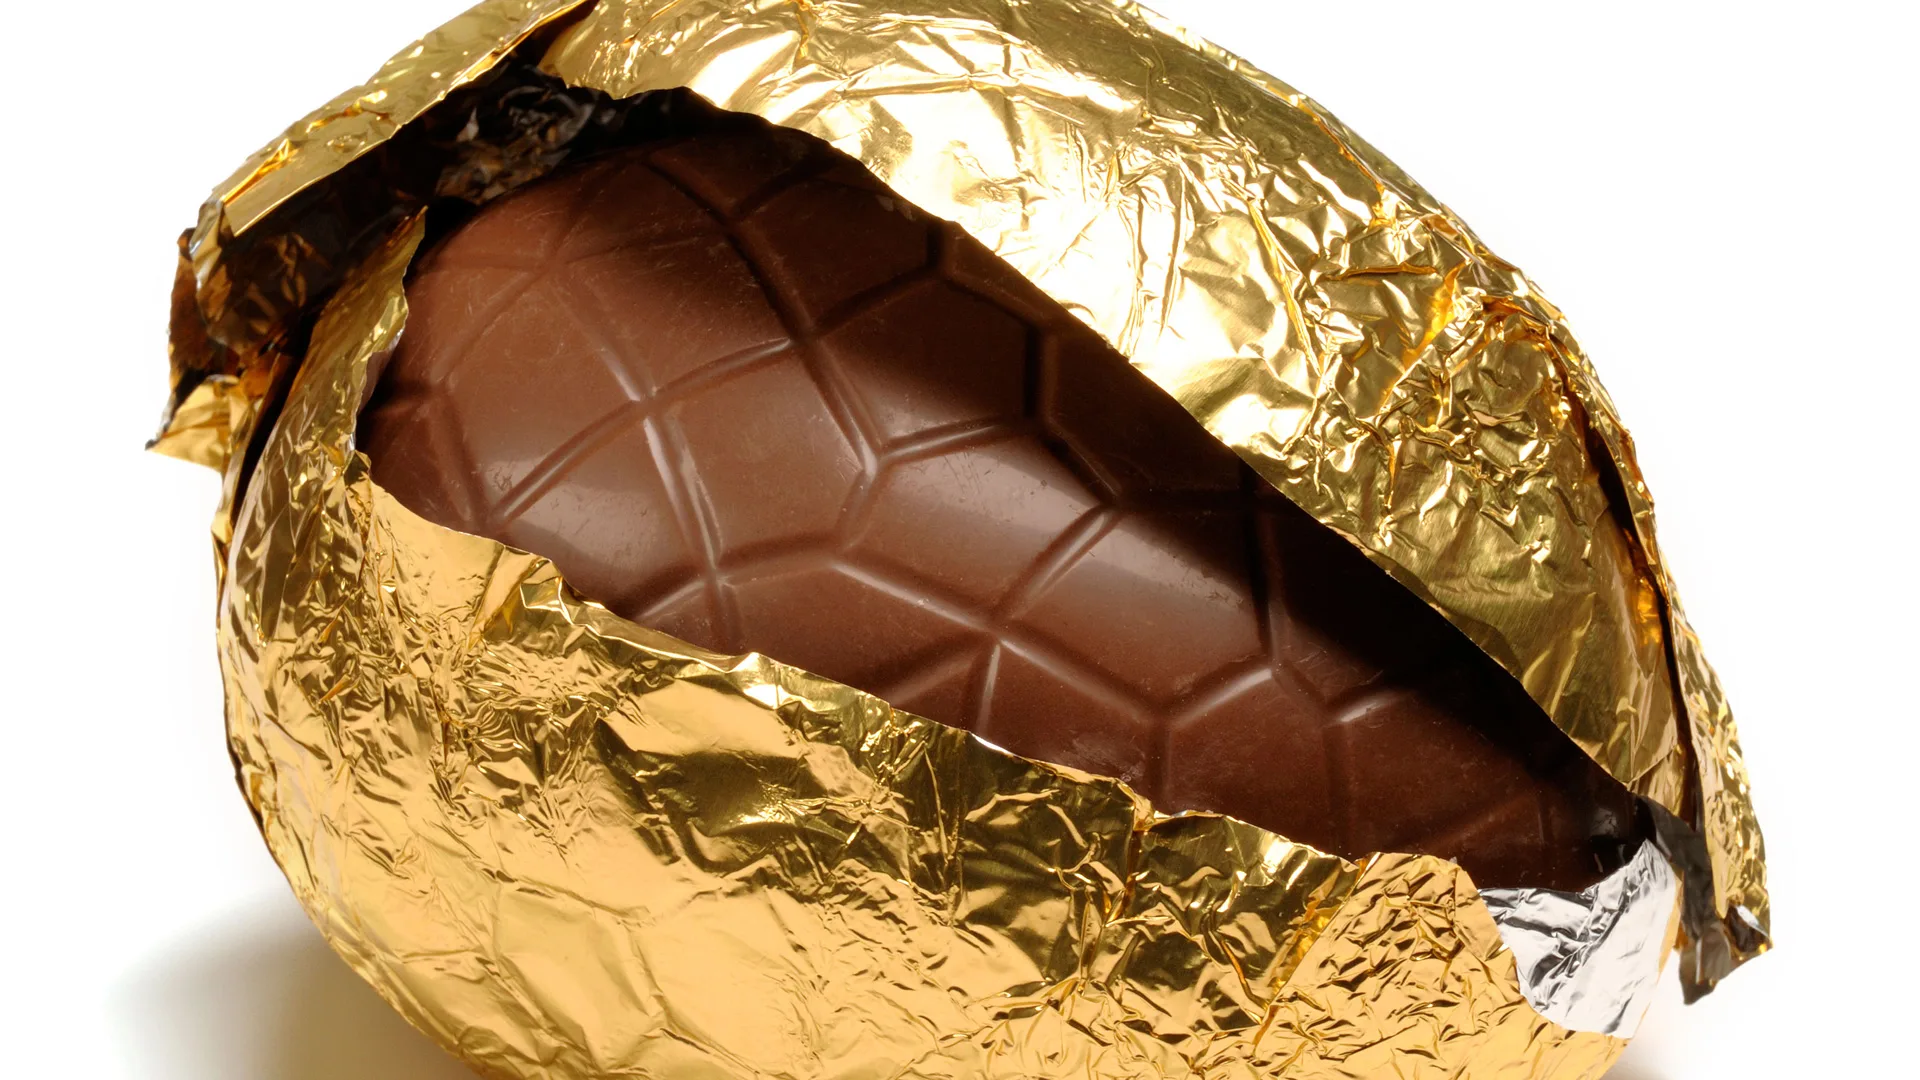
(225, 215), (1623, 1078)
(1483, 841), (1681, 1037)
(148, 0), (1775, 1073)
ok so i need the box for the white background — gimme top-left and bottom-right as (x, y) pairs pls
(2, 1), (1912, 1075)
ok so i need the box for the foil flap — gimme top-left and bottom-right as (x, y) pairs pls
(151, 0), (589, 466)
(1484, 840), (1681, 1036)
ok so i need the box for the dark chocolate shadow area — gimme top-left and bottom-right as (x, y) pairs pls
(114, 898), (478, 1080)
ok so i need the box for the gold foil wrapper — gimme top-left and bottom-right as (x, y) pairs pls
(156, 0), (1768, 1074)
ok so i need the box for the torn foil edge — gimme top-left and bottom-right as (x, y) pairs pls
(1483, 840), (1678, 1037)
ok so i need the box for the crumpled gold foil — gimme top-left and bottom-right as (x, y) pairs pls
(154, 0), (1770, 1074)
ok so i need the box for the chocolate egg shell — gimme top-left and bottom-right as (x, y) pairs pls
(360, 121), (1640, 891)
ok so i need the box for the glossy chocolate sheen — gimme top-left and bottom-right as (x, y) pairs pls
(360, 125), (1640, 890)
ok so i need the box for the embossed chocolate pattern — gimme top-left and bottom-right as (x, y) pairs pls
(360, 126), (1640, 890)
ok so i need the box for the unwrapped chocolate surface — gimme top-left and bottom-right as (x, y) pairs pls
(362, 129), (1638, 890)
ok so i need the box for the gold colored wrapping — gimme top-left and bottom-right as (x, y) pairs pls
(156, 0), (1767, 976)
(151, 0), (1773, 1070)
(229, 212), (1623, 1080)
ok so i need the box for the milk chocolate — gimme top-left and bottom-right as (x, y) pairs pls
(360, 123), (1641, 890)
